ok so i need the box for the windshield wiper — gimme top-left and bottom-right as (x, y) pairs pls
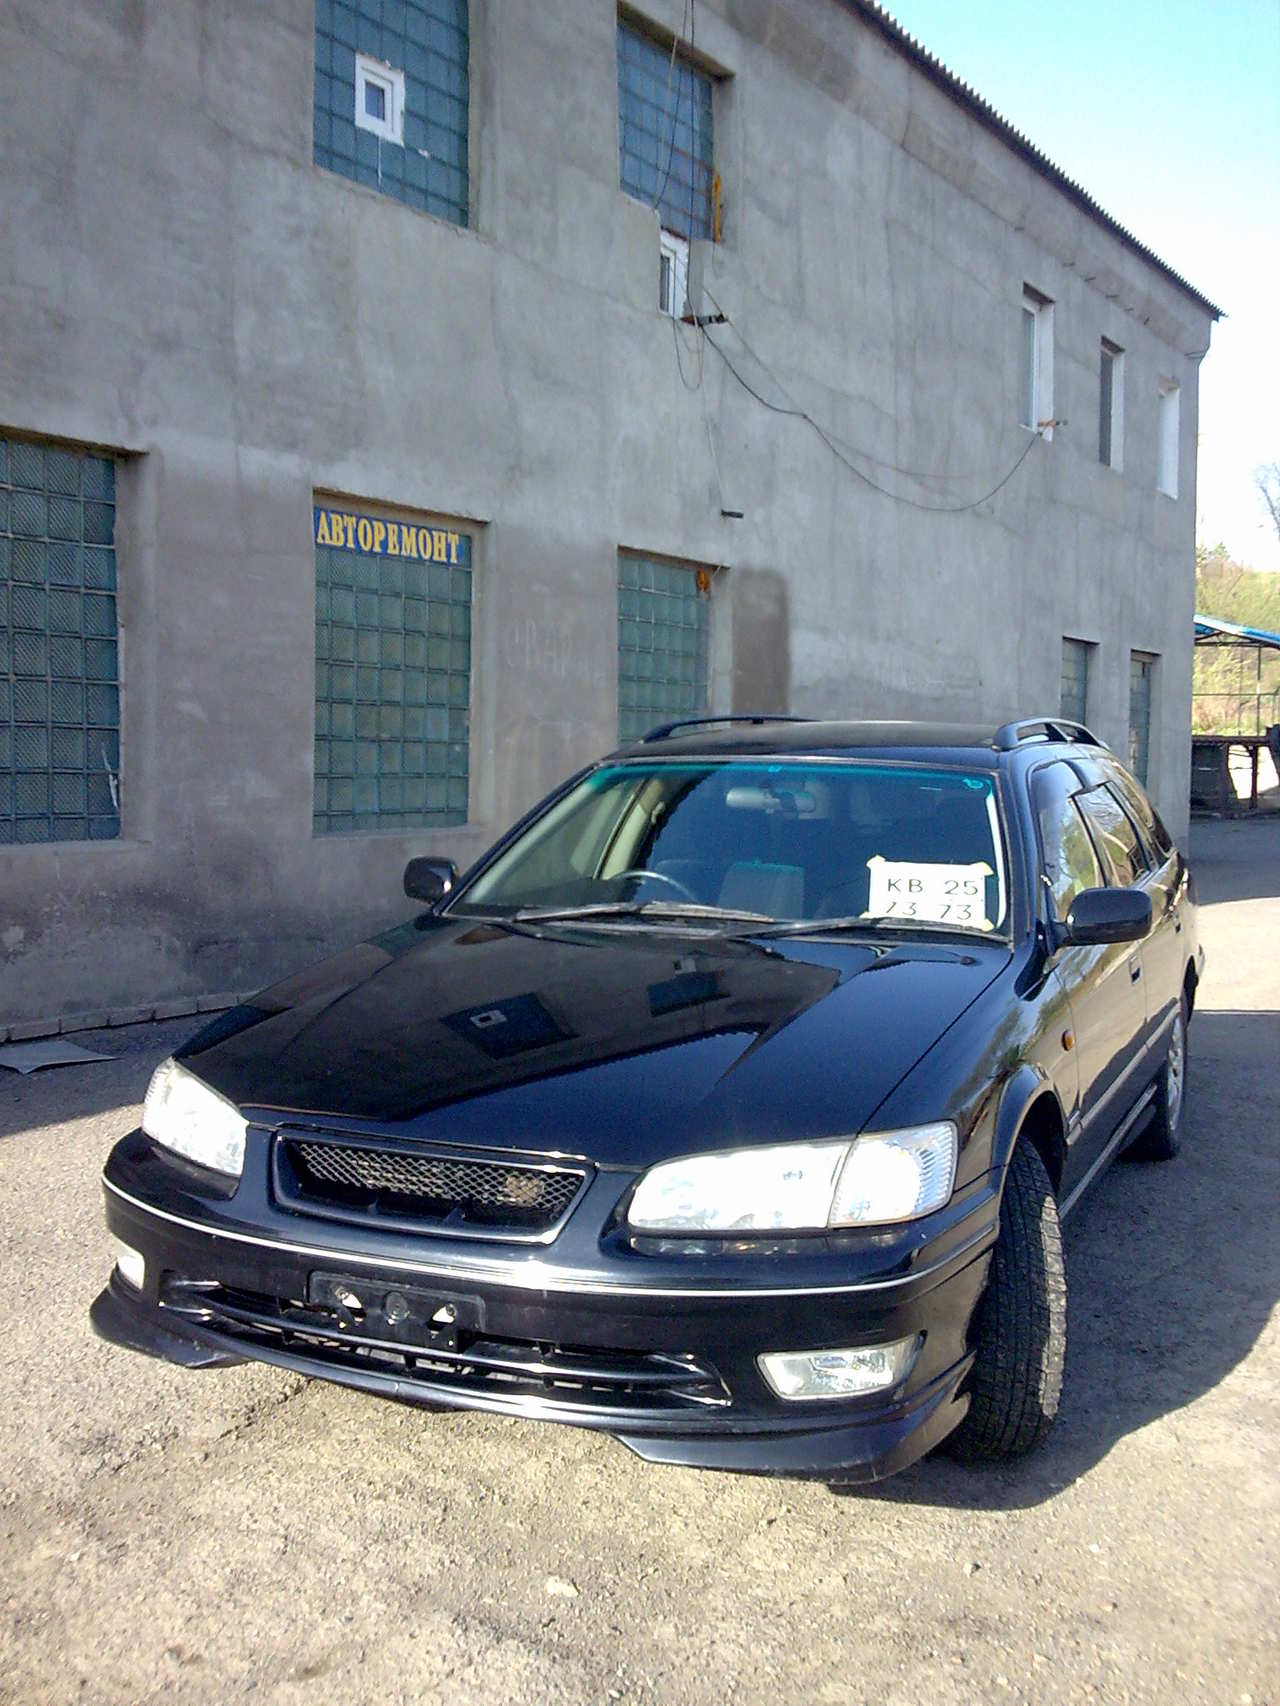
(511, 901), (774, 925)
(750, 913), (998, 941)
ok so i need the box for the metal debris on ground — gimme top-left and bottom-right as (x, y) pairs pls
(0, 1038), (116, 1075)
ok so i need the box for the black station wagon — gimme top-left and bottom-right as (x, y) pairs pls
(94, 717), (1201, 1481)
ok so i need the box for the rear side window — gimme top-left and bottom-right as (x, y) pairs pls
(1104, 764), (1174, 862)
(1076, 786), (1148, 886)
(1033, 763), (1104, 922)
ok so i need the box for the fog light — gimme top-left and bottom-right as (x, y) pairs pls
(758, 1335), (921, 1401)
(111, 1236), (145, 1291)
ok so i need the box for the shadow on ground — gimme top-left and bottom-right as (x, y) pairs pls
(840, 1006), (1279, 1511)
(0, 1016), (203, 1141)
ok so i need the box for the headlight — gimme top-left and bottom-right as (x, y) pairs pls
(627, 1123), (957, 1232)
(142, 1057), (247, 1178)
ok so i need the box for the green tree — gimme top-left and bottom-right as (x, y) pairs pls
(1255, 463), (1280, 546)
(1194, 547), (1280, 734)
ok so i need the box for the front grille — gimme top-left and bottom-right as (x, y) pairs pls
(278, 1137), (586, 1239)
(161, 1281), (730, 1416)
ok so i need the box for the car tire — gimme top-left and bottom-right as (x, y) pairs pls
(946, 1141), (1066, 1463)
(1126, 994), (1188, 1163)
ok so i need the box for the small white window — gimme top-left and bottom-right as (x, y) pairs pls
(1099, 339), (1124, 470)
(1019, 287), (1054, 438)
(355, 53), (404, 146)
(1157, 380), (1180, 499)
(659, 229), (690, 319)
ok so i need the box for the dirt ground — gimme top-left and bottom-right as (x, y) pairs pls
(1, 818), (1276, 1706)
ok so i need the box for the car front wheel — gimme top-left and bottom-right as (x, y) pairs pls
(946, 1140), (1067, 1462)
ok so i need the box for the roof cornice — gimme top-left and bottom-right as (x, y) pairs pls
(842, 0), (1223, 320)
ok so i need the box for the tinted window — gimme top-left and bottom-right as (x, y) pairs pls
(457, 760), (1009, 932)
(1104, 763), (1174, 861)
(1033, 764), (1104, 923)
(1076, 786), (1147, 887)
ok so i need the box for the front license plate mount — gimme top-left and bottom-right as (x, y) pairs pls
(306, 1272), (485, 1352)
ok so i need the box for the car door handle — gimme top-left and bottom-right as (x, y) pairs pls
(1129, 957), (1142, 982)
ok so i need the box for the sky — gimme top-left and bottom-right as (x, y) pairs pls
(881, 0), (1280, 572)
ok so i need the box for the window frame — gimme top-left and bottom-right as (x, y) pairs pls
(313, 5), (470, 228)
(658, 228), (690, 318)
(1060, 636), (1092, 726)
(617, 551), (712, 745)
(354, 53), (405, 147)
(1031, 761), (1106, 926)
(1019, 287), (1054, 439)
(312, 502), (473, 837)
(1075, 783), (1149, 889)
(1102, 758), (1174, 865)
(1157, 380), (1180, 498)
(1099, 338), (1124, 470)
(1128, 649), (1156, 787)
(0, 435), (122, 846)
(617, 18), (717, 243)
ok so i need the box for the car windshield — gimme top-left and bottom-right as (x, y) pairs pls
(451, 760), (1009, 936)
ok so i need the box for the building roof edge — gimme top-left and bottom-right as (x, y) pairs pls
(842, 0), (1224, 322)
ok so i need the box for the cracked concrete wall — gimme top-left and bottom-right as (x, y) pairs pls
(0, 0), (1214, 1026)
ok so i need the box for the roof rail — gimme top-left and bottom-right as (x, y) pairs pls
(638, 714), (814, 744)
(993, 717), (1104, 751)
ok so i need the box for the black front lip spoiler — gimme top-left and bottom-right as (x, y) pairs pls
(90, 1278), (245, 1370)
(90, 1269), (973, 1481)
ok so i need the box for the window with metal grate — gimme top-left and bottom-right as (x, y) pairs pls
(0, 436), (120, 845)
(617, 20), (714, 242)
(314, 0), (469, 225)
(618, 553), (710, 744)
(1128, 651), (1155, 786)
(314, 505), (471, 834)
(1060, 637), (1092, 725)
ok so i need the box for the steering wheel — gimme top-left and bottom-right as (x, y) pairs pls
(612, 868), (700, 903)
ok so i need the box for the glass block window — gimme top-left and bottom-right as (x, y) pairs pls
(314, 0), (469, 225)
(618, 21), (714, 241)
(0, 436), (120, 845)
(618, 553), (709, 744)
(1060, 637), (1091, 726)
(314, 507), (471, 834)
(1128, 651), (1155, 786)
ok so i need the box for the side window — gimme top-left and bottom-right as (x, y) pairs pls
(1104, 764), (1174, 863)
(1076, 786), (1147, 887)
(1033, 764), (1104, 923)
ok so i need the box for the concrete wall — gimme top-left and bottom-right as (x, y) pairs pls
(0, 0), (1214, 1028)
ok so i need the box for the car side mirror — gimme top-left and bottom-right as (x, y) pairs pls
(1062, 886), (1151, 946)
(404, 857), (458, 904)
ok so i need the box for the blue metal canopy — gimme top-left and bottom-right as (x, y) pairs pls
(1194, 613), (1280, 649)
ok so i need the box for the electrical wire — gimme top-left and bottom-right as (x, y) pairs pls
(700, 295), (1047, 513)
(646, 2), (692, 226)
(657, 0), (706, 394)
(657, 0), (1039, 512)
(699, 356), (728, 508)
(702, 285), (1031, 484)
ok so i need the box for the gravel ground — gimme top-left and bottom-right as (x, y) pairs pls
(1, 818), (1276, 1706)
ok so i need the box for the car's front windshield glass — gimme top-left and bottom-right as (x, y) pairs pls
(451, 760), (1009, 936)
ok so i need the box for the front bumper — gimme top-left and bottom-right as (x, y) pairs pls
(93, 1129), (998, 1481)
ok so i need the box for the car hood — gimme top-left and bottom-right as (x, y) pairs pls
(182, 917), (1007, 1169)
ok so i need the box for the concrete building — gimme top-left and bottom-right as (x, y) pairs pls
(0, 0), (1219, 1033)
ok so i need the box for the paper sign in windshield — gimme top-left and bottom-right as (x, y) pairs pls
(865, 856), (994, 931)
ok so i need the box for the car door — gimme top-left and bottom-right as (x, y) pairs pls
(1071, 781), (1157, 1130)
(1102, 762), (1186, 1048)
(1032, 764), (1148, 1195)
